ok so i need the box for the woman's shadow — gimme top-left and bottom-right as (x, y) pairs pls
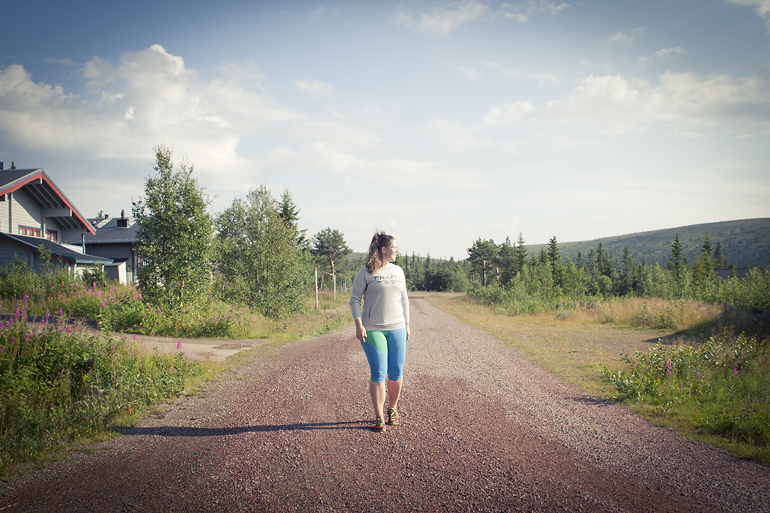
(117, 420), (371, 437)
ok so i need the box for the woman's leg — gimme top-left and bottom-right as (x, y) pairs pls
(361, 332), (389, 419)
(387, 379), (402, 410)
(385, 328), (408, 410)
(369, 381), (386, 419)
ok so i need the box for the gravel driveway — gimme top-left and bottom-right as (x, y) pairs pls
(2, 297), (769, 512)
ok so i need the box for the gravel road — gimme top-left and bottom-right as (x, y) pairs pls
(2, 297), (769, 512)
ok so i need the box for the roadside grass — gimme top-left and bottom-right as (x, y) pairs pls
(424, 293), (770, 465)
(0, 282), (350, 479)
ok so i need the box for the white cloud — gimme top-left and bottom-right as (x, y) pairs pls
(44, 57), (76, 66)
(638, 46), (685, 66)
(294, 78), (335, 97)
(499, 0), (569, 23)
(261, 143), (487, 189)
(605, 27), (647, 48)
(483, 71), (770, 134)
(395, 0), (489, 34)
(0, 45), (301, 182)
(482, 60), (563, 86)
(727, 0), (770, 28)
(394, 0), (568, 33)
(460, 67), (482, 81)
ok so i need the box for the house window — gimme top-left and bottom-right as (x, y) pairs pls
(46, 230), (58, 243)
(19, 226), (42, 237)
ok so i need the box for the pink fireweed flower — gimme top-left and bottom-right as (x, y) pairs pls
(25, 334), (30, 341)
(695, 371), (702, 379)
(157, 307), (161, 313)
(177, 339), (182, 350)
(133, 335), (137, 340)
(66, 327), (73, 334)
(665, 358), (674, 375)
(732, 368), (739, 377)
(41, 318), (46, 326)
(58, 309), (63, 316)
(10, 336), (15, 342)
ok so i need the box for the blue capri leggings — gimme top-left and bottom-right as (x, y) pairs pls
(360, 328), (407, 382)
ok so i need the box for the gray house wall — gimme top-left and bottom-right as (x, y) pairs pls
(3, 189), (86, 243)
(87, 244), (136, 283)
(0, 195), (7, 233)
(0, 240), (75, 274)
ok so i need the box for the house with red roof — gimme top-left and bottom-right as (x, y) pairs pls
(0, 164), (112, 275)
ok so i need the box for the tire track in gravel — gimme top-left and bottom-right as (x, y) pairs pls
(2, 298), (769, 512)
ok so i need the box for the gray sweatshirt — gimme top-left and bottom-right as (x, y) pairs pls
(349, 264), (410, 331)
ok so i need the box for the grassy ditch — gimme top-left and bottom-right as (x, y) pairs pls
(425, 293), (770, 465)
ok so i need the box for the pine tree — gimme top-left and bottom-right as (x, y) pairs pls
(278, 189), (307, 248)
(670, 233), (683, 280)
(547, 235), (564, 287)
(497, 236), (517, 285)
(514, 232), (528, 272)
(311, 228), (352, 289)
(713, 241), (727, 268)
(620, 246), (633, 295)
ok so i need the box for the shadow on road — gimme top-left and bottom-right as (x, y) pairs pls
(118, 420), (370, 437)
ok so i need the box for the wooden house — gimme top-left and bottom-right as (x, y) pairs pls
(0, 166), (111, 274)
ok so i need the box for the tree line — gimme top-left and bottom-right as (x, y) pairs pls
(132, 145), (352, 317)
(132, 145), (767, 315)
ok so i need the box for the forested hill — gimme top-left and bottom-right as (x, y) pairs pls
(527, 218), (770, 269)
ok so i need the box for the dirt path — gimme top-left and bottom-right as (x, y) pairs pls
(2, 298), (769, 512)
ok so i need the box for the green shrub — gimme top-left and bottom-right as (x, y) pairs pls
(0, 313), (202, 475)
(603, 331), (770, 462)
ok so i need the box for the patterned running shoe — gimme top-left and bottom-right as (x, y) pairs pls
(387, 407), (400, 426)
(374, 416), (386, 433)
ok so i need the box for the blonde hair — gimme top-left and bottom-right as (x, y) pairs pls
(366, 230), (395, 274)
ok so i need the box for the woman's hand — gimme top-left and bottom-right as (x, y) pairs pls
(406, 323), (410, 341)
(355, 319), (367, 343)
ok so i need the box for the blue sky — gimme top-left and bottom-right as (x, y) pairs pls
(2, 0), (769, 259)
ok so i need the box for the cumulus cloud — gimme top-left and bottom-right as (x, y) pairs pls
(483, 71), (770, 134)
(638, 46), (685, 66)
(605, 27), (647, 47)
(482, 61), (563, 86)
(260, 143), (487, 189)
(0, 44), (298, 169)
(727, 0), (770, 28)
(294, 78), (335, 97)
(395, 0), (489, 34)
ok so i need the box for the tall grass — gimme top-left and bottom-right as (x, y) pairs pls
(603, 330), (770, 463)
(0, 311), (203, 475)
(0, 261), (351, 477)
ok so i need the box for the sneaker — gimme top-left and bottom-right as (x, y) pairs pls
(374, 417), (386, 433)
(387, 407), (400, 426)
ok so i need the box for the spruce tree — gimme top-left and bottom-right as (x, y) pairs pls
(514, 232), (528, 272)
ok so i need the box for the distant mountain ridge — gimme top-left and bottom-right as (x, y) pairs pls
(527, 218), (770, 269)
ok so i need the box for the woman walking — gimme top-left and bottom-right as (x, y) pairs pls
(350, 231), (410, 433)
